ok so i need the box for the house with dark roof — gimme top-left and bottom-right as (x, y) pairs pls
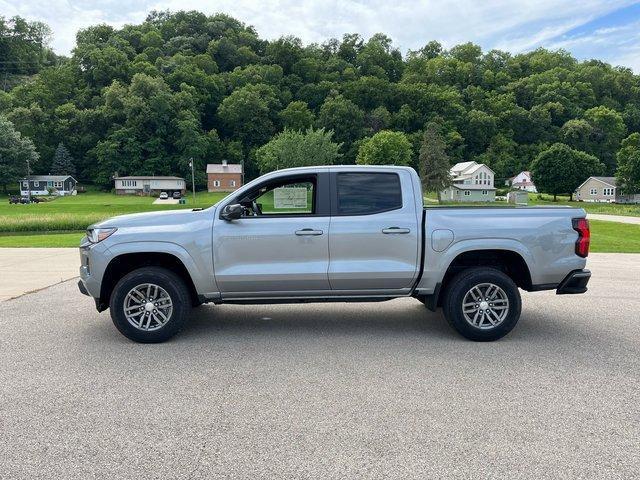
(207, 160), (243, 192)
(19, 175), (77, 196)
(574, 176), (640, 204)
(113, 176), (186, 196)
(440, 161), (496, 202)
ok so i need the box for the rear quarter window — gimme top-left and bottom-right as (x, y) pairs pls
(336, 172), (402, 215)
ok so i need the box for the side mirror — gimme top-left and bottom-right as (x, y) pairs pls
(221, 203), (243, 221)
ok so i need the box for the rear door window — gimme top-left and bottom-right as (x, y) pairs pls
(336, 173), (402, 215)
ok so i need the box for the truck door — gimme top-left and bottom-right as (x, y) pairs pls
(328, 170), (420, 292)
(213, 172), (331, 296)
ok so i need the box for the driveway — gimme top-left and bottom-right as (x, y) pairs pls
(587, 213), (640, 224)
(0, 253), (638, 478)
(0, 248), (79, 301)
(153, 197), (180, 205)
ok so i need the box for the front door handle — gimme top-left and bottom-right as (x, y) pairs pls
(382, 227), (411, 234)
(295, 228), (324, 236)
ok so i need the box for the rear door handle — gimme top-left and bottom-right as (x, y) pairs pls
(295, 228), (324, 236)
(382, 227), (411, 234)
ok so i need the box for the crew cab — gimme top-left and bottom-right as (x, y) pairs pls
(78, 166), (591, 343)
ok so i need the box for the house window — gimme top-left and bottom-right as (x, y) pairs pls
(589, 188), (597, 195)
(22, 181), (28, 188)
(464, 190), (470, 196)
(213, 180), (221, 187)
(54, 181), (63, 188)
(34, 181), (39, 187)
(482, 190), (487, 195)
(603, 188), (614, 196)
(229, 180), (236, 187)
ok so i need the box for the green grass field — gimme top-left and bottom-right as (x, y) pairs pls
(1, 190), (639, 251)
(0, 190), (229, 232)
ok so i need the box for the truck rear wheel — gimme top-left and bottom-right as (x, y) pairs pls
(442, 267), (521, 341)
(109, 267), (191, 343)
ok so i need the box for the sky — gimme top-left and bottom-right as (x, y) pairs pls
(2, 0), (640, 71)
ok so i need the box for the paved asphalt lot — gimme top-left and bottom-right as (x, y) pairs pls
(0, 253), (638, 479)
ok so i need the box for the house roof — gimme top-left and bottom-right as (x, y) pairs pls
(576, 176), (617, 190)
(508, 171), (532, 181)
(450, 161), (477, 173)
(115, 176), (185, 180)
(449, 184), (497, 191)
(207, 163), (243, 174)
(450, 161), (494, 179)
(21, 175), (75, 182)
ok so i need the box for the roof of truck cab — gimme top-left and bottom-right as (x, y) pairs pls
(272, 165), (417, 173)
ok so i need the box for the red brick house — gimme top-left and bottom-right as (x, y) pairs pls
(207, 161), (243, 192)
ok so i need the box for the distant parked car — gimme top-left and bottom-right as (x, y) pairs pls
(172, 191), (181, 199)
(159, 192), (169, 200)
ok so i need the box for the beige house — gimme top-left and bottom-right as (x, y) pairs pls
(575, 176), (640, 204)
(114, 176), (186, 196)
(441, 161), (496, 202)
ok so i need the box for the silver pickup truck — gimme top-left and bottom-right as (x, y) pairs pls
(78, 166), (591, 343)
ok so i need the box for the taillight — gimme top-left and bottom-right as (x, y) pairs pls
(572, 218), (590, 258)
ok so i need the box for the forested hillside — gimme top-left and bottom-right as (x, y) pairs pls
(1, 10), (640, 189)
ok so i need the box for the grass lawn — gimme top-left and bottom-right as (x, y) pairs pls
(0, 231), (85, 248)
(589, 220), (640, 253)
(0, 190), (228, 232)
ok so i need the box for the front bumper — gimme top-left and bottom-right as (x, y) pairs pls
(556, 269), (591, 294)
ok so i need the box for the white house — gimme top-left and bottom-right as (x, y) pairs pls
(506, 171), (537, 193)
(114, 176), (186, 196)
(440, 161), (496, 202)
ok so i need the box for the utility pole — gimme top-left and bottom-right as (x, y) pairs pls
(26, 157), (31, 202)
(189, 158), (196, 203)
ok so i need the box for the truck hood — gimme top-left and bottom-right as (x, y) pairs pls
(91, 208), (212, 229)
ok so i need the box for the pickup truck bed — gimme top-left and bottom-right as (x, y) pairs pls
(78, 165), (590, 343)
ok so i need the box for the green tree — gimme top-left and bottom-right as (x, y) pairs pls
(317, 95), (364, 145)
(615, 133), (640, 196)
(0, 116), (39, 192)
(50, 142), (76, 175)
(419, 123), (450, 201)
(531, 143), (604, 200)
(583, 106), (626, 172)
(217, 83), (281, 147)
(356, 130), (412, 166)
(279, 101), (315, 131)
(255, 128), (341, 174)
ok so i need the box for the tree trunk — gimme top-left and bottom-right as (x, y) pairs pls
(553, 193), (557, 201)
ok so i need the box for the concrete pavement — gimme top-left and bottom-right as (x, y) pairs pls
(0, 248), (79, 301)
(0, 253), (638, 479)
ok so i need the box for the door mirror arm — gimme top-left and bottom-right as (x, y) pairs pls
(220, 203), (243, 221)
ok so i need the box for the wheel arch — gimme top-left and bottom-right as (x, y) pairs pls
(99, 251), (200, 310)
(428, 248), (533, 310)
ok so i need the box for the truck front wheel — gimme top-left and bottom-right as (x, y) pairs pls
(442, 267), (521, 341)
(109, 267), (191, 343)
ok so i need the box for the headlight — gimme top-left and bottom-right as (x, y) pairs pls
(86, 227), (117, 243)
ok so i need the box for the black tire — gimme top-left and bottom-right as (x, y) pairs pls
(109, 267), (191, 343)
(442, 267), (521, 341)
